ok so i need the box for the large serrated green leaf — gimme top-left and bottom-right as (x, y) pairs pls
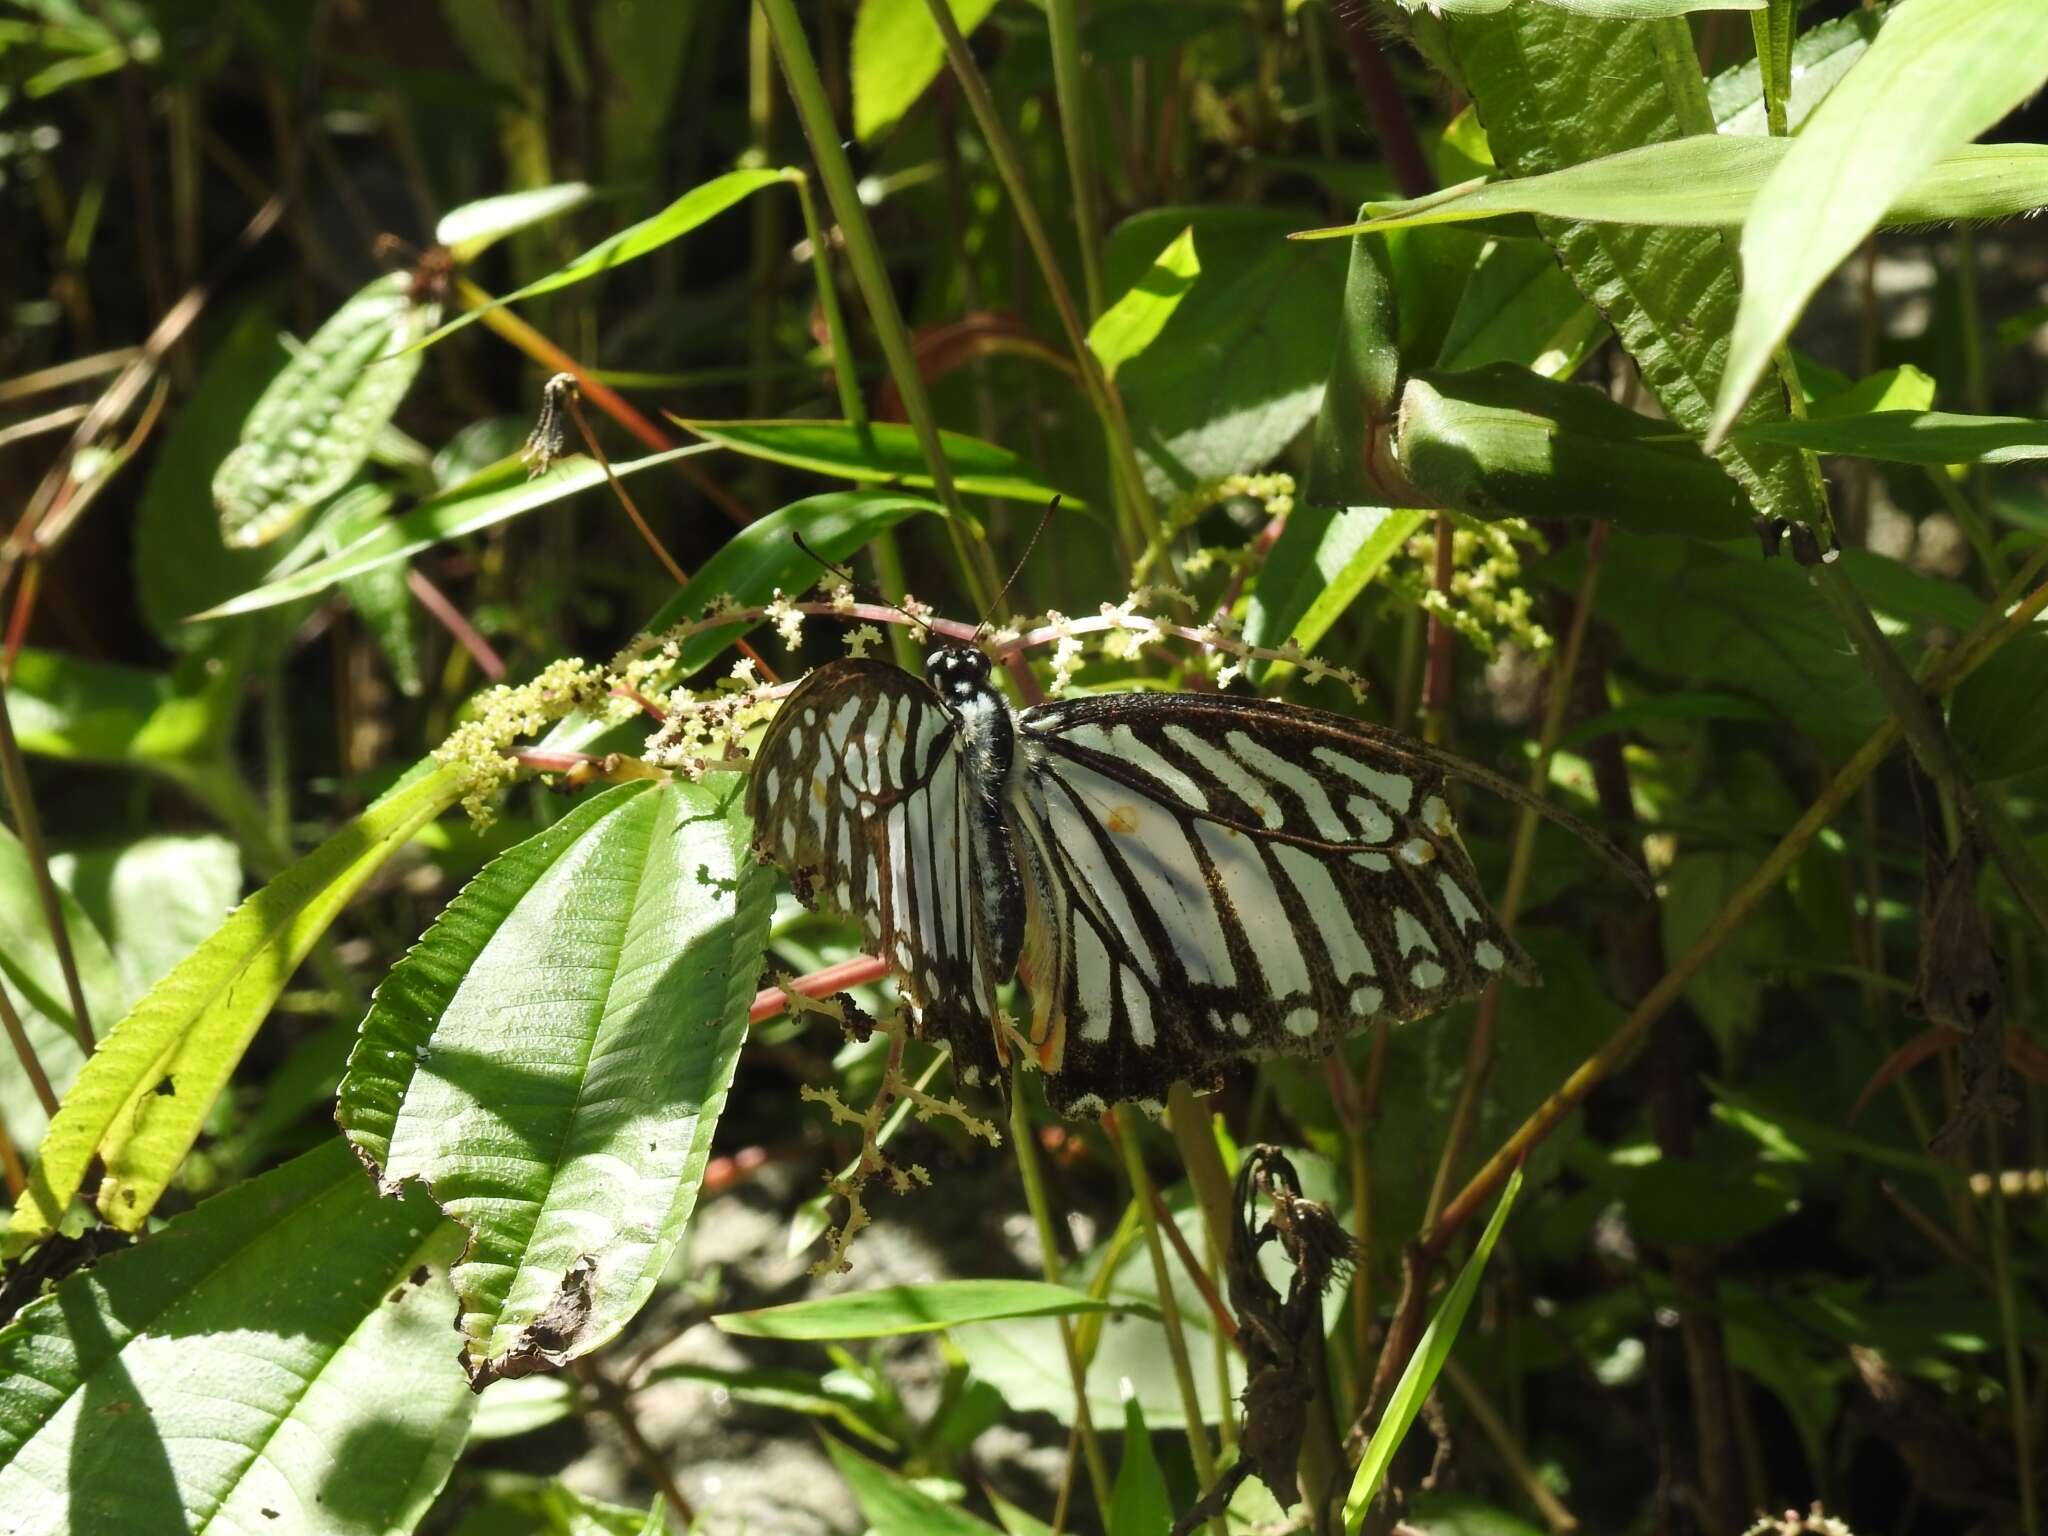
(0, 1139), (474, 1536)
(339, 778), (773, 1384)
(3, 763), (464, 1253)
(212, 273), (436, 549)
(1445, 10), (1819, 525)
(1714, 0), (2048, 442)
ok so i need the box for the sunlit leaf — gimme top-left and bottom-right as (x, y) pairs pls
(851, 0), (1001, 140)
(1088, 225), (1201, 380)
(1712, 0), (2048, 444)
(339, 779), (771, 1384)
(824, 1437), (1003, 1536)
(1731, 410), (2048, 465)
(4, 764), (463, 1253)
(0, 1139), (473, 1534)
(436, 180), (594, 263)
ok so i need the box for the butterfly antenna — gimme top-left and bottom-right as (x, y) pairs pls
(790, 532), (934, 641)
(976, 496), (1060, 638)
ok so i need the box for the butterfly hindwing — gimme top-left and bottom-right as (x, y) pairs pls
(745, 659), (1003, 1086)
(1015, 692), (1534, 1115)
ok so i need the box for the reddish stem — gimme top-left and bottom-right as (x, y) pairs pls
(750, 955), (892, 1024)
(405, 565), (505, 680)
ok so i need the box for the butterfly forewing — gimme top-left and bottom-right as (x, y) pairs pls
(1014, 692), (1534, 1115)
(745, 660), (1004, 1085)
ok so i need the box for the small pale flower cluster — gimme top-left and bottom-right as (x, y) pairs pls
(433, 658), (614, 825)
(643, 672), (777, 779)
(1385, 516), (1552, 660)
(1216, 470), (1295, 520)
(1741, 1507), (1860, 1536)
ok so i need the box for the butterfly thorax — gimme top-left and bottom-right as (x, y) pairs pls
(924, 646), (1025, 980)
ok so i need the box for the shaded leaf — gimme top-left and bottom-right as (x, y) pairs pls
(436, 181), (594, 263)
(714, 1280), (1150, 1340)
(1731, 409), (2048, 466)
(823, 1437), (1003, 1536)
(1111, 1396), (1170, 1536)
(1088, 226), (1201, 380)
(1950, 626), (2048, 781)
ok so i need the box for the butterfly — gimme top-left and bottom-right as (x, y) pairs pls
(746, 639), (1557, 1119)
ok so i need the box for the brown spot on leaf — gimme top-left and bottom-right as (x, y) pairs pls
(467, 1255), (599, 1390)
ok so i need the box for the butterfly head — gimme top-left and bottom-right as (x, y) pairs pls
(924, 642), (993, 702)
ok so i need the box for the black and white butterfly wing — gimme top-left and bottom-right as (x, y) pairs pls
(745, 659), (1004, 1087)
(1011, 692), (1535, 1117)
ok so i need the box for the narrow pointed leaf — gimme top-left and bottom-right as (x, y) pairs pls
(4, 764), (464, 1253)
(1713, 0), (2048, 443)
(1111, 1396), (1170, 1536)
(414, 169), (788, 350)
(1247, 505), (1429, 681)
(190, 444), (714, 620)
(1343, 1168), (1523, 1529)
(1406, 0), (1760, 11)
(0, 1139), (474, 1535)
(1731, 410), (2048, 465)
(713, 1280), (1152, 1340)
(670, 418), (1076, 506)
(339, 779), (773, 1385)
(436, 180), (594, 263)
(1294, 140), (2048, 239)
(824, 1438), (1005, 1535)
(212, 273), (436, 548)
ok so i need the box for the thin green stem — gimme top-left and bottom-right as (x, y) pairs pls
(915, 0), (1161, 560)
(1111, 1110), (1219, 1497)
(756, 0), (1002, 615)
(0, 683), (92, 1050)
(1984, 1123), (2040, 1536)
(0, 972), (59, 1118)
(1044, 0), (1105, 321)
(1010, 1066), (1115, 1529)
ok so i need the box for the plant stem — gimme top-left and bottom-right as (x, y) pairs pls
(1044, 0), (1106, 321)
(0, 974), (59, 1118)
(1009, 1066), (1115, 1529)
(0, 685), (92, 1051)
(756, 0), (1002, 615)
(1984, 1121), (2040, 1536)
(915, 0), (1161, 560)
(1110, 1109), (1220, 1499)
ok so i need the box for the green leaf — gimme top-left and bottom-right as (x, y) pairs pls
(715, 1280), (1153, 1340)
(339, 779), (772, 1383)
(669, 418), (1075, 507)
(1106, 207), (1349, 500)
(1707, 6), (1877, 137)
(1246, 505), (1428, 678)
(4, 763), (463, 1253)
(212, 272), (435, 548)
(1404, 1492), (1548, 1536)
(987, 1487), (1059, 1536)
(49, 834), (244, 1009)
(190, 444), (715, 619)
(640, 1363), (899, 1449)
(851, 0), (1002, 141)
(1088, 226), (1201, 380)
(1444, 9), (1820, 526)
(1408, 0), (1760, 12)
(1342, 1167), (1523, 1530)
(823, 1438), (1003, 1536)
(1712, 0), (2048, 443)
(1305, 227), (1403, 510)
(1807, 363), (1937, 418)
(415, 168), (789, 350)
(0, 825), (129, 1051)
(1111, 1396), (1170, 1536)
(448, 1474), (664, 1536)
(595, 1), (701, 183)
(1296, 140), (2048, 239)
(0, 1139), (474, 1534)
(1950, 625), (2048, 781)
(3, 646), (237, 772)
(436, 180), (595, 263)
(1397, 366), (1753, 538)
(638, 490), (947, 673)
(1435, 236), (1602, 375)
(134, 306), (304, 647)
(1730, 410), (2048, 465)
